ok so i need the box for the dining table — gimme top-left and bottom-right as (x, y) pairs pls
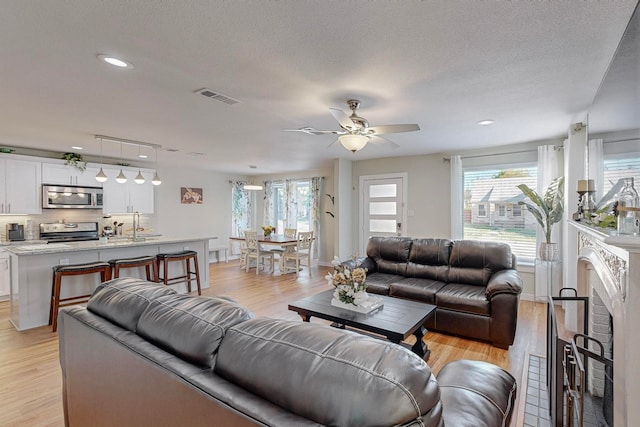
(229, 234), (299, 273)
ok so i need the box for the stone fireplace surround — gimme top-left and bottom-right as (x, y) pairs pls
(568, 221), (640, 427)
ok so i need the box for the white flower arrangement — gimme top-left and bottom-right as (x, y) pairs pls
(326, 256), (368, 306)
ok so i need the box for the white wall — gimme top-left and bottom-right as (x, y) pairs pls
(154, 165), (242, 243)
(334, 158), (353, 260)
(352, 153), (451, 242)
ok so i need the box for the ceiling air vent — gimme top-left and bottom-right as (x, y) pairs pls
(194, 88), (241, 105)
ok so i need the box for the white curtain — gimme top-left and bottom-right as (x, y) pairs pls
(449, 155), (463, 239)
(310, 177), (322, 258)
(535, 145), (562, 299)
(588, 139), (604, 203)
(537, 145), (561, 246)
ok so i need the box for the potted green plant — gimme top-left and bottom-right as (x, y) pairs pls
(517, 176), (564, 261)
(62, 152), (87, 171)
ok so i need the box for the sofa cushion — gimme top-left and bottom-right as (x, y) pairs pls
(215, 317), (443, 427)
(435, 283), (490, 315)
(364, 272), (405, 295)
(406, 238), (451, 281)
(136, 294), (255, 368)
(366, 236), (412, 275)
(390, 278), (447, 304)
(448, 240), (513, 286)
(87, 278), (177, 331)
(437, 360), (517, 427)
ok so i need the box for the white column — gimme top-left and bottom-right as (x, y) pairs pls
(563, 123), (588, 292)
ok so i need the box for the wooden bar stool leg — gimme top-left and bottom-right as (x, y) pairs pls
(51, 273), (63, 333)
(185, 259), (192, 293)
(192, 255), (201, 295)
(48, 273), (57, 327)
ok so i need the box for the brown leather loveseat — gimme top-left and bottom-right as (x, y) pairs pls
(59, 277), (517, 426)
(356, 237), (523, 348)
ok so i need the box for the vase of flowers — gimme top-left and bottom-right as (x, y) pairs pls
(261, 225), (274, 238)
(326, 257), (383, 313)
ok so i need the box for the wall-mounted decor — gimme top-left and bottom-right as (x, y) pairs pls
(181, 187), (203, 204)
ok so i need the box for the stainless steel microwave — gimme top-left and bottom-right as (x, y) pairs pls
(42, 184), (103, 209)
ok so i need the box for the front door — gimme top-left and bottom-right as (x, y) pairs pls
(360, 174), (406, 254)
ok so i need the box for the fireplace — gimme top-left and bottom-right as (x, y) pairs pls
(564, 221), (640, 427)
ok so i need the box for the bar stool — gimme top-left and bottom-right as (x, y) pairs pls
(48, 261), (111, 332)
(156, 250), (201, 295)
(108, 255), (157, 281)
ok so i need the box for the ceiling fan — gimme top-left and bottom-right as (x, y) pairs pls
(285, 100), (420, 152)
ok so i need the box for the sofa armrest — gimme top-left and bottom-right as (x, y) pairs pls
(342, 257), (376, 273)
(485, 269), (522, 299)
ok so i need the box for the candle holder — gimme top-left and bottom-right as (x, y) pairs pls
(574, 180), (595, 221)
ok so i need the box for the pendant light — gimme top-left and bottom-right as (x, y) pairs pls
(95, 137), (108, 183)
(115, 142), (127, 184)
(134, 145), (145, 184)
(151, 147), (162, 186)
(244, 183), (263, 190)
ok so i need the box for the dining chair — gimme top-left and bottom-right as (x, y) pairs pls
(238, 231), (251, 270)
(245, 231), (275, 274)
(282, 231), (313, 276)
(269, 228), (298, 269)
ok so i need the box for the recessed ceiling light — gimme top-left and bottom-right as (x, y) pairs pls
(478, 120), (495, 126)
(97, 54), (134, 69)
(71, 146), (83, 150)
(138, 154), (148, 159)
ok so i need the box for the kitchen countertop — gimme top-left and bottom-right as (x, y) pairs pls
(5, 236), (213, 255)
(0, 240), (48, 247)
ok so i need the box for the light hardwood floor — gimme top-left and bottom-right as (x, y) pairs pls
(0, 261), (547, 427)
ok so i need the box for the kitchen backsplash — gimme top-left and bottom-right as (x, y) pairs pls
(0, 210), (156, 241)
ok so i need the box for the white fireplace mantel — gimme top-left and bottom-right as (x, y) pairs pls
(568, 221), (640, 427)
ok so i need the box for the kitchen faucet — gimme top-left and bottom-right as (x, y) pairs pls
(133, 211), (140, 240)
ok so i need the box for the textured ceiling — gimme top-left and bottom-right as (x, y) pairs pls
(0, 1), (637, 174)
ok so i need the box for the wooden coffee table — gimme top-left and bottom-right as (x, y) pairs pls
(288, 289), (436, 360)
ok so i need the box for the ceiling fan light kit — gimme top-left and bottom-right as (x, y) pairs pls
(286, 99), (420, 153)
(339, 134), (369, 152)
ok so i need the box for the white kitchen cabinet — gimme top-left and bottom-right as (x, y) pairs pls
(0, 158), (42, 214)
(0, 249), (10, 300)
(102, 167), (155, 214)
(42, 162), (102, 187)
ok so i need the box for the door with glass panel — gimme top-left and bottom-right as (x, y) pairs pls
(360, 175), (406, 254)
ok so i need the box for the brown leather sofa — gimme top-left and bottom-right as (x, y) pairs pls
(59, 278), (517, 427)
(356, 237), (523, 348)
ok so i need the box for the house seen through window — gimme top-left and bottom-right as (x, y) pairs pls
(463, 166), (538, 261)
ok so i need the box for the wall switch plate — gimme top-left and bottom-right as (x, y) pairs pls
(59, 258), (69, 265)
(183, 246), (189, 250)
(408, 209), (415, 217)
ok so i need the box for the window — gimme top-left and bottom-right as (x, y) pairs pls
(231, 181), (252, 237)
(512, 204), (522, 217)
(268, 179), (312, 232)
(603, 154), (640, 196)
(463, 166), (538, 261)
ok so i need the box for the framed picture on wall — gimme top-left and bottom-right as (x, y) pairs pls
(181, 187), (203, 204)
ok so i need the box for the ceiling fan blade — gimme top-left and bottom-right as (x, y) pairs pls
(370, 135), (400, 149)
(284, 127), (343, 136)
(367, 124), (420, 135)
(329, 108), (356, 130)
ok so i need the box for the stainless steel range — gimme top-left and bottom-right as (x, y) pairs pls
(39, 222), (100, 243)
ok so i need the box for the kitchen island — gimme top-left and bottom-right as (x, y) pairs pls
(6, 236), (211, 331)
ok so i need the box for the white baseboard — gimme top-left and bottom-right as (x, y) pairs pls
(520, 293), (536, 302)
